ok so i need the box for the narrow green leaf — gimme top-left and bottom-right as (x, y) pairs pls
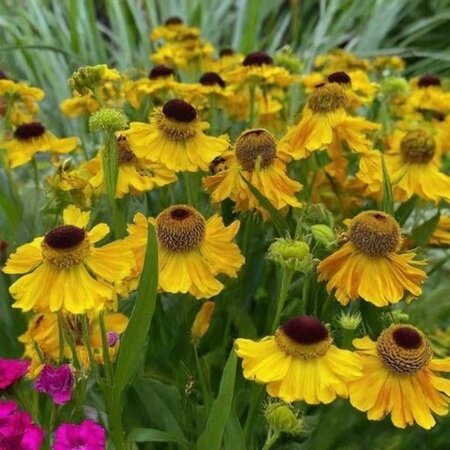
(113, 223), (159, 392)
(381, 155), (394, 216)
(196, 351), (238, 450)
(412, 211), (441, 246)
(240, 174), (291, 237)
(395, 195), (418, 226)
(129, 428), (188, 447)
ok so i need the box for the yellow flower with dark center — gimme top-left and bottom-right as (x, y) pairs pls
(60, 94), (100, 118)
(19, 311), (128, 376)
(280, 83), (379, 161)
(0, 79), (44, 112)
(122, 99), (229, 172)
(1, 121), (78, 168)
(3, 205), (134, 314)
(124, 205), (244, 299)
(235, 315), (362, 403)
(408, 75), (450, 115)
(86, 135), (177, 199)
(150, 17), (200, 42)
(357, 129), (450, 203)
(203, 128), (301, 219)
(203, 48), (243, 72)
(318, 211), (427, 306)
(178, 72), (232, 106)
(349, 324), (450, 429)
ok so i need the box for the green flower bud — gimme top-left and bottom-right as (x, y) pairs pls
(338, 311), (362, 331)
(89, 108), (128, 133)
(265, 402), (303, 435)
(69, 64), (121, 95)
(380, 76), (409, 97)
(274, 46), (302, 74)
(311, 224), (337, 249)
(303, 203), (334, 225)
(389, 310), (409, 324)
(267, 238), (313, 272)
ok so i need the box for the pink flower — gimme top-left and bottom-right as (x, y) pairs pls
(0, 358), (29, 389)
(34, 364), (74, 405)
(53, 420), (106, 450)
(0, 400), (45, 450)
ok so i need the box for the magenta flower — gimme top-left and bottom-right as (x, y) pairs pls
(0, 400), (45, 450)
(34, 364), (74, 405)
(53, 419), (106, 450)
(0, 358), (29, 389)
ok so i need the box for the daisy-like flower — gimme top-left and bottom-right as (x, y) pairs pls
(121, 99), (229, 172)
(235, 315), (362, 404)
(150, 16), (200, 42)
(86, 135), (177, 199)
(125, 205), (244, 299)
(349, 324), (450, 429)
(1, 121), (78, 168)
(203, 128), (301, 218)
(60, 93), (100, 118)
(280, 83), (379, 161)
(430, 215), (450, 246)
(357, 129), (450, 203)
(318, 210), (427, 307)
(408, 75), (450, 116)
(3, 205), (134, 314)
(0, 79), (44, 113)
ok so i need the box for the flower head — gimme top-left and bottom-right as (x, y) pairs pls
(34, 364), (74, 405)
(0, 358), (29, 389)
(53, 419), (106, 450)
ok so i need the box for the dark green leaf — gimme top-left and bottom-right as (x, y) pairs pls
(412, 211), (441, 246)
(129, 428), (188, 447)
(380, 156), (394, 216)
(395, 195), (418, 226)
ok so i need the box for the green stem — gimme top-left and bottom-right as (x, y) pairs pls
(262, 429), (281, 450)
(81, 315), (100, 380)
(193, 344), (213, 414)
(248, 83), (257, 127)
(99, 311), (113, 384)
(57, 313), (66, 363)
(272, 268), (294, 332)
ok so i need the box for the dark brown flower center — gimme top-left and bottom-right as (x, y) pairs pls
(0, 70), (8, 80)
(243, 51), (273, 67)
(156, 205), (206, 252)
(44, 225), (85, 250)
(400, 130), (436, 164)
(199, 72), (226, 88)
(219, 48), (234, 57)
(165, 16), (183, 25)
(162, 99), (197, 123)
(418, 74), (441, 88)
(14, 122), (46, 140)
(282, 316), (329, 345)
(392, 327), (422, 349)
(149, 65), (174, 79)
(235, 129), (276, 171)
(327, 71), (351, 85)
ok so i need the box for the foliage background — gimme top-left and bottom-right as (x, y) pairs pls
(0, 1), (450, 449)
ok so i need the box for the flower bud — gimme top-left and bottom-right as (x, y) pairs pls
(267, 238), (313, 272)
(69, 64), (121, 95)
(274, 46), (302, 74)
(89, 108), (128, 133)
(191, 301), (215, 343)
(338, 311), (362, 331)
(265, 402), (303, 435)
(311, 224), (337, 249)
(380, 76), (409, 97)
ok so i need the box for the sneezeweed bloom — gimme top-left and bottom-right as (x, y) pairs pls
(357, 129), (450, 203)
(318, 210), (427, 307)
(203, 129), (301, 218)
(1, 121), (78, 168)
(0, 79), (44, 119)
(34, 364), (73, 405)
(53, 419), (106, 450)
(60, 93), (100, 118)
(3, 205), (134, 314)
(408, 74), (450, 115)
(0, 400), (44, 450)
(235, 315), (361, 403)
(150, 16), (200, 42)
(86, 135), (177, 199)
(122, 99), (229, 172)
(280, 83), (379, 161)
(349, 324), (450, 429)
(125, 205), (244, 298)
(0, 358), (29, 389)
(68, 64), (121, 97)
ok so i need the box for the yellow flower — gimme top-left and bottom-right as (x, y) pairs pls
(349, 324), (450, 429)
(86, 135), (177, 199)
(0, 79), (44, 110)
(191, 301), (215, 343)
(150, 17), (200, 42)
(408, 75), (450, 115)
(235, 315), (362, 404)
(280, 83), (379, 160)
(314, 49), (370, 73)
(178, 72), (232, 106)
(125, 205), (244, 299)
(3, 205), (135, 314)
(202, 48), (243, 73)
(19, 311), (128, 376)
(372, 55), (405, 73)
(357, 129), (450, 203)
(203, 129), (302, 219)
(318, 211), (427, 306)
(430, 216), (450, 246)
(60, 94), (100, 118)
(122, 99), (229, 172)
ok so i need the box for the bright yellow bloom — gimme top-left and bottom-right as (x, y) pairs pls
(408, 75), (450, 115)
(0, 79), (44, 112)
(150, 17), (200, 42)
(122, 99), (229, 172)
(314, 49), (370, 73)
(430, 216), (450, 246)
(60, 94), (100, 118)
(3, 205), (134, 314)
(19, 311), (128, 377)
(318, 211), (427, 306)
(350, 324), (450, 429)
(280, 83), (379, 160)
(235, 315), (361, 404)
(357, 129), (450, 203)
(1, 121), (78, 168)
(202, 48), (243, 73)
(125, 205), (244, 299)
(86, 135), (177, 199)
(203, 129), (302, 219)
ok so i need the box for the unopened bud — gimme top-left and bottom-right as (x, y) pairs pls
(267, 238), (313, 272)
(338, 311), (362, 331)
(69, 65), (121, 95)
(380, 76), (409, 97)
(89, 108), (128, 133)
(311, 224), (337, 249)
(265, 402), (304, 435)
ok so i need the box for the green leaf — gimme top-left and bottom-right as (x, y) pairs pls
(380, 155), (394, 216)
(196, 350), (238, 450)
(412, 211), (441, 246)
(240, 174), (291, 237)
(395, 195), (418, 226)
(113, 223), (159, 392)
(129, 428), (188, 447)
